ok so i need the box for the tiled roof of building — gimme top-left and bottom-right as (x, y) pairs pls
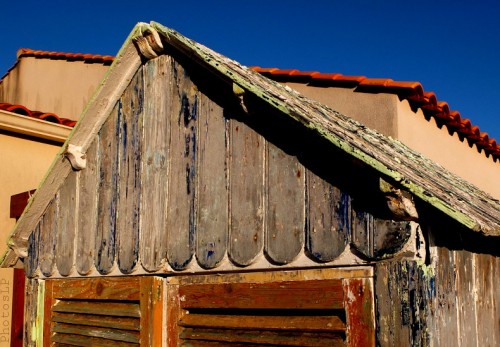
(0, 48), (114, 82)
(251, 67), (500, 161)
(0, 102), (76, 127)
(16, 48), (115, 64)
(1, 48), (498, 160)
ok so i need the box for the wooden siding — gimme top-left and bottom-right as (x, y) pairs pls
(21, 54), (460, 281)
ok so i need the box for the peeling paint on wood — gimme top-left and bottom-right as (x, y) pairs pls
(140, 56), (170, 272)
(76, 139), (99, 275)
(265, 141), (305, 264)
(116, 67), (143, 274)
(56, 170), (78, 276)
(195, 93), (228, 269)
(95, 103), (120, 274)
(39, 198), (57, 277)
(228, 117), (265, 266)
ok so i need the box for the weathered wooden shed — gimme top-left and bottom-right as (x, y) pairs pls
(2, 22), (500, 346)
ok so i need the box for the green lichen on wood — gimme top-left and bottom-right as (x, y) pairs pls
(151, 21), (498, 235)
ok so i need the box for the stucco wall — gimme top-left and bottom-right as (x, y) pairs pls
(285, 82), (399, 137)
(0, 57), (109, 120)
(397, 99), (500, 199)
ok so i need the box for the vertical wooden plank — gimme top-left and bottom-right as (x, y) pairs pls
(140, 277), (165, 346)
(56, 170), (77, 276)
(166, 60), (197, 270)
(474, 253), (495, 347)
(430, 247), (459, 346)
(116, 68), (143, 274)
(23, 278), (39, 347)
(344, 278), (375, 347)
(76, 139), (99, 275)
(25, 222), (40, 278)
(454, 250), (478, 347)
(228, 118), (265, 266)
(374, 261), (410, 346)
(95, 103), (120, 274)
(11, 269), (25, 347)
(39, 198), (57, 277)
(166, 283), (181, 347)
(306, 170), (349, 262)
(494, 256), (500, 345)
(140, 56), (171, 272)
(196, 93), (228, 269)
(265, 142), (305, 264)
(43, 280), (54, 347)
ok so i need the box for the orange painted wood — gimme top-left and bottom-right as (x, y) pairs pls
(180, 328), (346, 346)
(179, 279), (344, 310)
(179, 314), (345, 332)
(51, 277), (140, 300)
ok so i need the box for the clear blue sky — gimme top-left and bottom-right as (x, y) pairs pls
(2, 1), (499, 141)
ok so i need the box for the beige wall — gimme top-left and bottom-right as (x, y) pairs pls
(285, 83), (500, 200)
(0, 130), (62, 347)
(0, 57), (109, 120)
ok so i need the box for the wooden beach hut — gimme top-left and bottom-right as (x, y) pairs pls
(2, 22), (499, 346)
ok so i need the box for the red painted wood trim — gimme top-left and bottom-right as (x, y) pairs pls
(11, 269), (26, 347)
(10, 190), (36, 219)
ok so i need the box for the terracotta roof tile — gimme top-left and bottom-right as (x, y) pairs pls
(0, 102), (76, 127)
(251, 66), (499, 161)
(16, 48), (115, 64)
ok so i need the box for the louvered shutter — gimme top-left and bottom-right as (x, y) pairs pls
(43, 277), (163, 347)
(167, 271), (374, 347)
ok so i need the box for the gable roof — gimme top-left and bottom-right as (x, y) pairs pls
(252, 67), (500, 162)
(2, 21), (499, 268)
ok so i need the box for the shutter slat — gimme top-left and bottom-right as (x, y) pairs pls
(53, 322), (140, 343)
(52, 333), (139, 347)
(179, 280), (344, 309)
(52, 312), (140, 331)
(53, 300), (140, 317)
(180, 328), (346, 346)
(179, 314), (346, 332)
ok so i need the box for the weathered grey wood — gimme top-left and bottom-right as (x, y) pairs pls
(494, 256), (500, 345)
(228, 118), (265, 266)
(25, 222), (40, 278)
(56, 170), (78, 276)
(196, 93), (228, 269)
(166, 60), (197, 270)
(431, 247), (459, 346)
(375, 261), (431, 346)
(116, 68), (143, 274)
(474, 253), (496, 347)
(352, 211), (412, 259)
(153, 23), (500, 236)
(39, 198), (57, 277)
(23, 278), (39, 347)
(306, 171), (349, 262)
(265, 142), (305, 264)
(76, 139), (99, 275)
(140, 56), (171, 272)
(95, 103), (120, 274)
(454, 250), (478, 347)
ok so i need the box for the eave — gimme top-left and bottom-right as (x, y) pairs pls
(0, 110), (71, 143)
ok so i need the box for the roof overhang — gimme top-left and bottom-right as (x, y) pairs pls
(0, 110), (71, 143)
(2, 21), (499, 268)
